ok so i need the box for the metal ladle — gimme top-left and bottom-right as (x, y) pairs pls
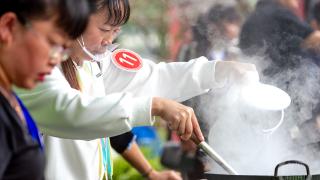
(191, 134), (238, 175)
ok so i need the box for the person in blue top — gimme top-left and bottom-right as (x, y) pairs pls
(0, 0), (92, 179)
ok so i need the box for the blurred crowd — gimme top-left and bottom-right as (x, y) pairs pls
(140, 0), (320, 178)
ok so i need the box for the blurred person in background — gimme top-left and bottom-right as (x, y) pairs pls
(290, 0), (320, 153)
(239, 0), (320, 159)
(239, 0), (320, 76)
(0, 0), (92, 179)
(178, 4), (243, 62)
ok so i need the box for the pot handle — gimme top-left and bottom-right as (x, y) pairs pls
(274, 160), (310, 176)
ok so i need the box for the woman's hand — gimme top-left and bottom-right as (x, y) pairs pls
(148, 169), (182, 180)
(152, 97), (204, 142)
(215, 61), (257, 84)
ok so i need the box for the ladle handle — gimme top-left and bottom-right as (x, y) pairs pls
(191, 133), (201, 145)
(191, 133), (238, 175)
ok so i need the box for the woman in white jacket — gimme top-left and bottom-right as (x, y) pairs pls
(16, 0), (257, 179)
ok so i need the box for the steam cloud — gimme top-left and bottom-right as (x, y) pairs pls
(203, 51), (320, 175)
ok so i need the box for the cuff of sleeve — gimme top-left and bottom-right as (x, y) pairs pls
(201, 59), (226, 89)
(130, 96), (155, 127)
(126, 135), (136, 151)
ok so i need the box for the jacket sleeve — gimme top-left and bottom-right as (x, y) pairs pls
(102, 56), (222, 102)
(14, 67), (154, 140)
(110, 131), (135, 154)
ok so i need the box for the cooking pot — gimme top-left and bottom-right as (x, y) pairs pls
(204, 160), (320, 180)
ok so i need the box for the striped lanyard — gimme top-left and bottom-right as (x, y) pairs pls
(101, 138), (113, 179)
(15, 95), (43, 150)
(75, 62), (113, 179)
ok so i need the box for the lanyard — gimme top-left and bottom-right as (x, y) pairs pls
(100, 138), (113, 179)
(15, 95), (43, 150)
(75, 63), (113, 179)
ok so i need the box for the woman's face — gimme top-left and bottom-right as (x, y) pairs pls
(71, 8), (121, 60)
(222, 22), (240, 41)
(0, 13), (69, 89)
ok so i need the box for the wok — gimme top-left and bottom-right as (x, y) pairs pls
(205, 160), (320, 180)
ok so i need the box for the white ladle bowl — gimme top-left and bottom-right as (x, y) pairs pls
(241, 82), (291, 111)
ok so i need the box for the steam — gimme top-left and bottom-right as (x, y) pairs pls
(202, 52), (320, 175)
(165, 0), (320, 175)
(123, 0), (320, 175)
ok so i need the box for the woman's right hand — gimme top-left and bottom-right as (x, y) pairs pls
(151, 97), (204, 142)
(215, 61), (257, 84)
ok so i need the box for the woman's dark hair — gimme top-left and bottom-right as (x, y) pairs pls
(192, 14), (211, 58)
(207, 5), (241, 26)
(62, 0), (131, 90)
(95, 0), (130, 26)
(191, 4), (241, 58)
(0, 0), (94, 39)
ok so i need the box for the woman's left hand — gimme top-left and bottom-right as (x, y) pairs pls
(147, 169), (182, 180)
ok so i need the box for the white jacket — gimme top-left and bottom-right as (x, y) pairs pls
(15, 54), (221, 180)
(42, 62), (108, 180)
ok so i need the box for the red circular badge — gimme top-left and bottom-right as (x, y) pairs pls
(111, 49), (143, 72)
